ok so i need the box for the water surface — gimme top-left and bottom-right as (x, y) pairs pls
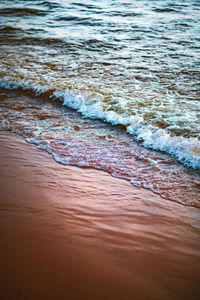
(0, 0), (199, 205)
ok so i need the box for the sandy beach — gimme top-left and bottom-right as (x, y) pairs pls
(0, 130), (200, 300)
(1, 1), (200, 299)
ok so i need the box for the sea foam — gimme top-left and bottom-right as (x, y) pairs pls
(0, 78), (199, 170)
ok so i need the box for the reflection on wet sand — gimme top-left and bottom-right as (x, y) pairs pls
(0, 131), (199, 300)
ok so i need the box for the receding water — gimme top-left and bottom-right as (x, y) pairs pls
(0, 0), (199, 206)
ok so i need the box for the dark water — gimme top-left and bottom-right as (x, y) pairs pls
(0, 0), (200, 206)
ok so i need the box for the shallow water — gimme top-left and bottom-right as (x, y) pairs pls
(0, 0), (199, 205)
(0, 88), (199, 207)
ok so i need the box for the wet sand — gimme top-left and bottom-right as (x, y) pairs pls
(0, 130), (200, 300)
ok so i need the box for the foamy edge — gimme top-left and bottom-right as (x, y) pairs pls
(0, 78), (200, 170)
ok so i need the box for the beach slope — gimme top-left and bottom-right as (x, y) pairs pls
(0, 131), (200, 300)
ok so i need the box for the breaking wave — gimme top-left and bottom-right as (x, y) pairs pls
(1, 78), (199, 170)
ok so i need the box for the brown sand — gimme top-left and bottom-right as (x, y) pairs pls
(0, 131), (200, 300)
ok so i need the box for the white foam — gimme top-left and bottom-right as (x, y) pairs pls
(59, 89), (200, 170)
(1, 78), (199, 170)
(0, 78), (50, 94)
(127, 125), (200, 169)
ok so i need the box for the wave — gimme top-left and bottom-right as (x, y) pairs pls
(0, 7), (48, 17)
(0, 26), (23, 33)
(39, 1), (63, 10)
(153, 8), (180, 13)
(56, 15), (103, 27)
(0, 78), (200, 171)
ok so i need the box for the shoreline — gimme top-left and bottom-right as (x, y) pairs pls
(0, 130), (200, 300)
(0, 86), (199, 207)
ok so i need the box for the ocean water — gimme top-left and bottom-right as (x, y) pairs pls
(0, 0), (199, 206)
